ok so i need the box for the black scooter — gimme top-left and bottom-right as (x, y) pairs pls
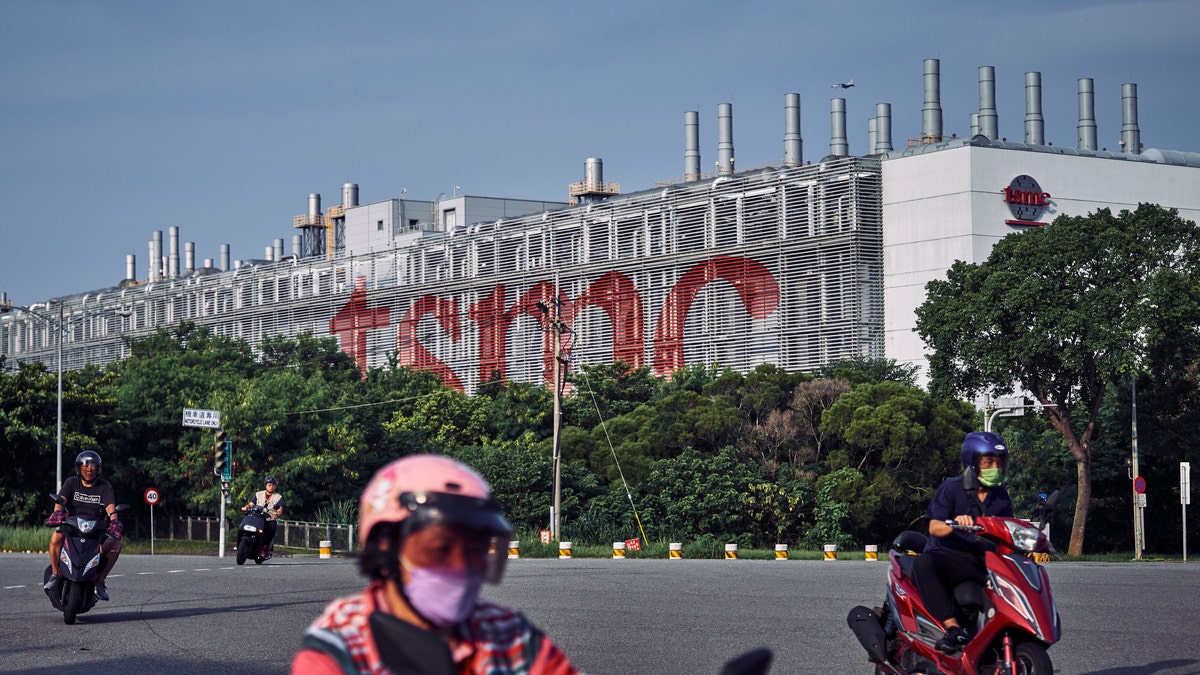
(43, 494), (129, 624)
(236, 504), (271, 565)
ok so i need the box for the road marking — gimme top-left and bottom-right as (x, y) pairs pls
(168, 569), (186, 573)
(4, 585), (27, 589)
(193, 568), (212, 571)
(137, 572), (154, 575)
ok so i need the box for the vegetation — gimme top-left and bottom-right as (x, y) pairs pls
(2, 205), (1197, 556)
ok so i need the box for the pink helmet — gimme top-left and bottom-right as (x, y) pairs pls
(358, 454), (511, 550)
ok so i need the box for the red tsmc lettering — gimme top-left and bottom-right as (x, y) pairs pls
(1003, 186), (1051, 207)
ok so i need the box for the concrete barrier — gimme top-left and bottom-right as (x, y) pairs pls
(559, 541), (573, 559)
(669, 542), (682, 560)
(612, 541), (626, 559)
(775, 544), (788, 560)
(865, 544), (878, 561)
(319, 540), (332, 559)
(824, 544), (838, 561)
(724, 543), (738, 559)
(507, 540), (520, 559)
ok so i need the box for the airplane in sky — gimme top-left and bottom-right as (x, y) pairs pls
(831, 79), (855, 89)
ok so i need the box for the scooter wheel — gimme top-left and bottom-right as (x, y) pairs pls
(1012, 642), (1053, 674)
(63, 582), (82, 625)
(236, 539), (249, 565)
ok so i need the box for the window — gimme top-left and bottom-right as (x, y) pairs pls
(377, 220), (384, 232)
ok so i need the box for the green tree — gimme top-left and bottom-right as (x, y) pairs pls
(916, 204), (1200, 555)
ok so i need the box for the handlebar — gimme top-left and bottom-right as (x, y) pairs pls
(945, 520), (984, 532)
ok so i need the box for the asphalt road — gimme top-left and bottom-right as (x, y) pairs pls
(2, 552), (1198, 674)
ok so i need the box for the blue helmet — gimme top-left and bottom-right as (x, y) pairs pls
(961, 431), (1008, 472)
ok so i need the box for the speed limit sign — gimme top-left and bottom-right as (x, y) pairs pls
(144, 487), (161, 506)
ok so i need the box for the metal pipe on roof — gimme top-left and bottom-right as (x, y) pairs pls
(203, 258), (214, 269)
(783, 93), (803, 166)
(273, 238), (284, 262)
(978, 66), (998, 140)
(971, 113), (980, 138)
(342, 183), (359, 208)
(185, 242), (195, 273)
(876, 103), (893, 153)
(125, 254), (136, 282)
(867, 117), (877, 156)
(1025, 72), (1044, 146)
(717, 103), (735, 174)
(150, 231), (162, 282)
(1077, 78), (1098, 150)
(265, 246), (275, 262)
(292, 235), (301, 257)
(308, 193), (321, 219)
(1121, 83), (1141, 154)
(684, 110), (701, 180)
(220, 244), (230, 272)
(168, 226), (180, 278)
(830, 98), (848, 157)
(922, 58), (943, 141)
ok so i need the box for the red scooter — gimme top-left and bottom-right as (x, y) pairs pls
(848, 491), (1060, 675)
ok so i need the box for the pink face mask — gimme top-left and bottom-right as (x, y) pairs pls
(400, 557), (485, 628)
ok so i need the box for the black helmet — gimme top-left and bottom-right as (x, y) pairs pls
(264, 475), (278, 486)
(75, 450), (102, 476)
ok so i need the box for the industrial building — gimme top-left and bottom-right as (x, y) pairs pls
(3, 59), (1199, 392)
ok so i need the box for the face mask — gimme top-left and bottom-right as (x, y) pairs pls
(979, 468), (1004, 487)
(400, 557), (484, 628)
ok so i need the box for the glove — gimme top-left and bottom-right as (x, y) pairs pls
(106, 518), (123, 540)
(45, 510), (65, 527)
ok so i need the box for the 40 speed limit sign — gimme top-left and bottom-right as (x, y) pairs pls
(144, 487), (161, 506)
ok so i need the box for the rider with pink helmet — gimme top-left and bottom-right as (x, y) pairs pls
(292, 454), (578, 674)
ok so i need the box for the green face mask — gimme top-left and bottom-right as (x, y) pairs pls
(979, 467), (1004, 487)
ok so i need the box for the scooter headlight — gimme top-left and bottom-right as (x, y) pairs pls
(1005, 521), (1041, 552)
(243, 525), (258, 532)
(77, 519), (97, 535)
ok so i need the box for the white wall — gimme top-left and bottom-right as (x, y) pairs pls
(883, 144), (1200, 384)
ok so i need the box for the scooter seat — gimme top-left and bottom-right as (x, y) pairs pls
(894, 552), (919, 580)
(954, 581), (986, 612)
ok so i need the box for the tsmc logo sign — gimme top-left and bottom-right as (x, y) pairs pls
(1003, 175), (1051, 226)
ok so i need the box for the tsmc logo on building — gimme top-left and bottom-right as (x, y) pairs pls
(1003, 175), (1051, 226)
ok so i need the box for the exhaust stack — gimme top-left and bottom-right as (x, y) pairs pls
(185, 242), (195, 273)
(1121, 83), (1142, 154)
(922, 58), (943, 142)
(168, 226), (180, 278)
(342, 183), (359, 208)
(1077, 78), (1098, 150)
(220, 244), (230, 272)
(149, 231), (162, 282)
(1025, 72), (1044, 145)
(830, 98), (848, 157)
(717, 103), (734, 174)
(685, 110), (701, 180)
(783, 93), (803, 166)
(125, 254), (136, 282)
(875, 103), (893, 153)
(978, 66), (998, 140)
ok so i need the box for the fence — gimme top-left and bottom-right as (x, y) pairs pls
(126, 515), (355, 552)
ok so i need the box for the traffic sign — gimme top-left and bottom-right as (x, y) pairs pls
(144, 487), (161, 506)
(1134, 476), (1146, 494)
(182, 408), (221, 429)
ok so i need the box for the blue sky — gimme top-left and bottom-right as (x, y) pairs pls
(3, 0), (1199, 305)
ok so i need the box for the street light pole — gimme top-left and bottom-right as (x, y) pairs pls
(55, 301), (63, 493)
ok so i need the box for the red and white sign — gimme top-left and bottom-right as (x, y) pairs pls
(624, 538), (642, 551)
(144, 487), (161, 506)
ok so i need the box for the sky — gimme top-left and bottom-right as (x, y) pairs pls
(3, 0), (1200, 306)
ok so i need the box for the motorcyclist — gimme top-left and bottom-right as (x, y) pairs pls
(243, 475), (283, 558)
(914, 431), (1014, 654)
(43, 451), (123, 601)
(291, 454), (578, 674)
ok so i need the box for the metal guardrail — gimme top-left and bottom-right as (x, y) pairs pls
(127, 516), (355, 551)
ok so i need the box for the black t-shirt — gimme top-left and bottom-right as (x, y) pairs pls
(923, 475), (1013, 555)
(58, 475), (116, 521)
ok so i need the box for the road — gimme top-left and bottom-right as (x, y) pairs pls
(2, 552), (1198, 674)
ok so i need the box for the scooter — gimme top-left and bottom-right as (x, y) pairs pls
(236, 504), (271, 565)
(848, 491), (1061, 675)
(43, 494), (129, 624)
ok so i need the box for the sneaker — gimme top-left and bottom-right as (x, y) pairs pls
(95, 580), (110, 601)
(935, 625), (970, 654)
(43, 577), (59, 592)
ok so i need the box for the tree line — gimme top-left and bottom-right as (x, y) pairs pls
(2, 205), (1197, 554)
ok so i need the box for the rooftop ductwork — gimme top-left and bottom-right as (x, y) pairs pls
(922, 58), (943, 143)
(185, 242), (195, 273)
(978, 66), (998, 140)
(717, 103), (735, 174)
(1025, 72), (1045, 146)
(875, 103), (893, 153)
(830, 98), (848, 157)
(685, 110), (701, 180)
(783, 93), (802, 166)
(220, 243), (230, 272)
(342, 183), (359, 208)
(1077, 78), (1098, 151)
(168, 226), (180, 279)
(125, 254), (136, 282)
(150, 231), (162, 282)
(1121, 83), (1142, 154)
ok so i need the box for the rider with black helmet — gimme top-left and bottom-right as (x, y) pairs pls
(914, 431), (1015, 654)
(44, 451), (122, 601)
(243, 475), (284, 558)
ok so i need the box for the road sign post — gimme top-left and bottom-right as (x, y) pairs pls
(1183, 462), (1191, 562)
(144, 487), (160, 555)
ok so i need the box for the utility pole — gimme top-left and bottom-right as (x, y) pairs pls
(1132, 377), (1144, 560)
(537, 298), (569, 540)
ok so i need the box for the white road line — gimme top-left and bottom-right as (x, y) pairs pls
(168, 569), (186, 573)
(137, 572), (154, 575)
(4, 585), (27, 589)
(193, 568), (212, 571)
